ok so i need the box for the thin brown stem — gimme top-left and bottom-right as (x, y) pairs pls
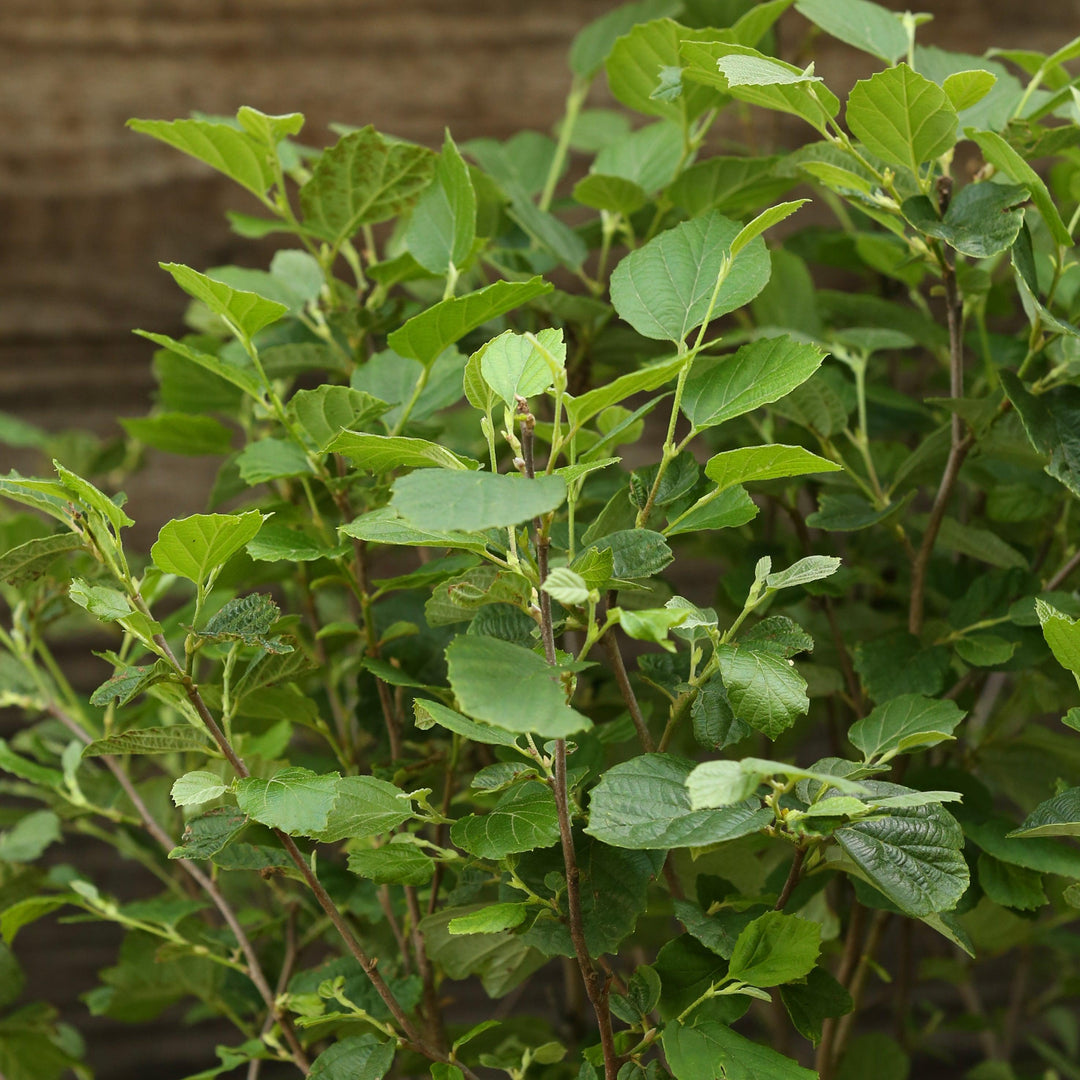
(1046, 547), (1080, 591)
(249, 906), (302, 1080)
(404, 884), (446, 1052)
(377, 886), (412, 975)
(773, 847), (806, 911)
(601, 594), (655, 753)
(831, 910), (891, 1066)
(816, 898), (866, 1079)
(910, 230), (971, 637)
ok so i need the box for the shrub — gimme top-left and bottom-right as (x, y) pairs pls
(3, 2), (1080, 1078)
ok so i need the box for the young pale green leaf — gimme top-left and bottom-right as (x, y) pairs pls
(1008, 788), (1080, 838)
(151, 511), (266, 585)
(413, 698), (522, 748)
(160, 263), (288, 342)
(127, 117), (275, 199)
(313, 776), (414, 843)
(590, 120), (683, 194)
(572, 174), (649, 216)
(120, 413), (234, 457)
(54, 462), (133, 532)
(847, 694), (965, 764)
(616, 607), (689, 651)
(584, 753), (772, 849)
(446, 636), (591, 739)
(387, 277), (553, 369)
(542, 567), (591, 606)
(308, 1035), (395, 1080)
(299, 126), (435, 244)
(234, 767), (340, 836)
(966, 128), (1072, 245)
(405, 130), (476, 275)
(686, 757), (867, 811)
(347, 843), (435, 886)
(479, 327), (564, 407)
(327, 431), (478, 473)
(681, 336), (828, 431)
(0, 810), (61, 864)
(287, 386), (389, 452)
(716, 645), (809, 738)
(451, 781), (560, 859)
(610, 210), (771, 344)
(730, 200), (810, 258)
(680, 42), (839, 133)
(664, 1017), (817, 1080)
(942, 69), (998, 112)
(794, 0), (909, 63)
(728, 911), (821, 987)
(0, 533), (83, 587)
(1036, 598), (1080, 679)
(448, 903), (528, 935)
(84, 728), (212, 759)
(766, 555), (842, 592)
(390, 470), (565, 532)
(901, 181), (1029, 258)
(704, 444), (841, 491)
(171, 771), (228, 807)
(569, 0), (681, 79)
(846, 64), (958, 175)
(835, 781), (968, 916)
(564, 354), (684, 430)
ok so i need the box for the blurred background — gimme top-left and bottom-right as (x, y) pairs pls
(0, 1), (1073, 1075)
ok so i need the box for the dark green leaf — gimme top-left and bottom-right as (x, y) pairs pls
(451, 781), (560, 859)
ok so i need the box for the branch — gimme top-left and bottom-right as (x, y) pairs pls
(1045, 547), (1080, 591)
(773, 847), (806, 911)
(601, 593), (655, 753)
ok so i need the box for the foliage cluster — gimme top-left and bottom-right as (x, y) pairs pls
(5, 1), (1080, 1078)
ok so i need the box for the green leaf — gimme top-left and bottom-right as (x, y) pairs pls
(794, 0), (908, 63)
(479, 328), (564, 407)
(766, 555), (843, 591)
(780, 967), (853, 1046)
(0, 740), (63, 788)
(848, 694), (965, 764)
(446, 636), (592, 739)
(954, 633), (1016, 667)
(966, 128), (1072, 245)
(0, 533), (83, 586)
(605, 19), (724, 123)
(590, 120), (684, 194)
(54, 461), (133, 532)
(542, 567), (591, 606)
(390, 470), (565, 532)
(387, 277), (553, 369)
(90, 662), (175, 707)
(413, 698), (522, 747)
(1008, 787), (1080, 838)
(730, 200), (810, 258)
(616, 607), (689, 651)
(152, 510), (265, 586)
(315, 776), (414, 842)
(328, 431), (477, 473)
(246, 525), (347, 563)
(235, 437), (312, 485)
(806, 491), (912, 531)
(728, 911), (821, 987)
(609, 210), (771, 344)
(69, 579), (132, 622)
(681, 336), (827, 431)
(287, 386), (390, 452)
(347, 843), (435, 886)
(234, 767), (340, 836)
(665, 485), (759, 536)
(169, 807), (248, 860)
(664, 1017), (816, 1080)
(300, 126), (436, 244)
(569, 0), (681, 78)
(716, 645), (809, 738)
(573, 174), (648, 216)
(134, 331), (264, 399)
(309, 1034), (395, 1080)
(120, 413), (234, 457)
(977, 854), (1047, 910)
(84, 728), (212, 758)
(962, 813), (1080, 877)
(999, 372), (1080, 499)
(339, 507), (491, 555)
(1, 896), (78, 945)
(938, 65), (1002, 115)
(692, 677), (752, 751)
(193, 593), (292, 653)
(405, 130), (476, 275)
(584, 753), (771, 849)
(931, 516), (1026, 570)
(448, 903), (528, 935)
(160, 263), (288, 342)
(846, 64), (958, 175)
(586, 529), (673, 580)
(565, 354), (684, 429)
(836, 781), (968, 916)
(128, 117), (274, 198)
(680, 42), (839, 133)
(451, 781), (560, 859)
(171, 771), (228, 807)
(705, 444), (840, 490)
(0, 810), (61, 863)
(835, 1034), (910, 1080)
(901, 181), (1029, 258)
(669, 155), (795, 219)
